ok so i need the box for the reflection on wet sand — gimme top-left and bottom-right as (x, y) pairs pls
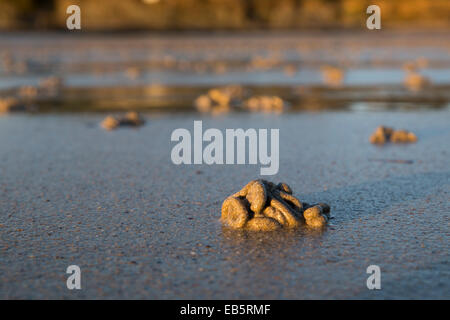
(0, 31), (449, 113)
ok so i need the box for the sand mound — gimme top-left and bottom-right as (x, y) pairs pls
(221, 180), (330, 231)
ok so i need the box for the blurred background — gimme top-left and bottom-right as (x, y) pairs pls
(0, 0), (449, 113)
(1, 0), (450, 30)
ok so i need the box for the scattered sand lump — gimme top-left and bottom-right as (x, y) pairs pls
(101, 112), (145, 130)
(321, 65), (345, 87)
(194, 85), (244, 115)
(243, 96), (285, 113)
(404, 71), (430, 91)
(283, 64), (297, 77)
(402, 58), (431, 91)
(125, 67), (141, 80)
(221, 180), (331, 231)
(18, 85), (38, 99)
(194, 87), (288, 114)
(38, 76), (64, 96)
(0, 97), (26, 113)
(369, 126), (417, 144)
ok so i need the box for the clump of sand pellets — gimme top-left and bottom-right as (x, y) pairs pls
(101, 112), (145, 130)
(369, 126), (417, 144)
(194, 86), (287, 114)
(243, 95), (286, 113)
(194, 85), (244, 115)
(221, 180), (331, 231)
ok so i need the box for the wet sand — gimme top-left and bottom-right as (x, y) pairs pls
(0, 110), (448, 299)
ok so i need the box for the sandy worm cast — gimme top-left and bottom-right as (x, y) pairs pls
(221, 180), (331, 231)
(101, 112), (145, 130)
(369, 126), (417, 144)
